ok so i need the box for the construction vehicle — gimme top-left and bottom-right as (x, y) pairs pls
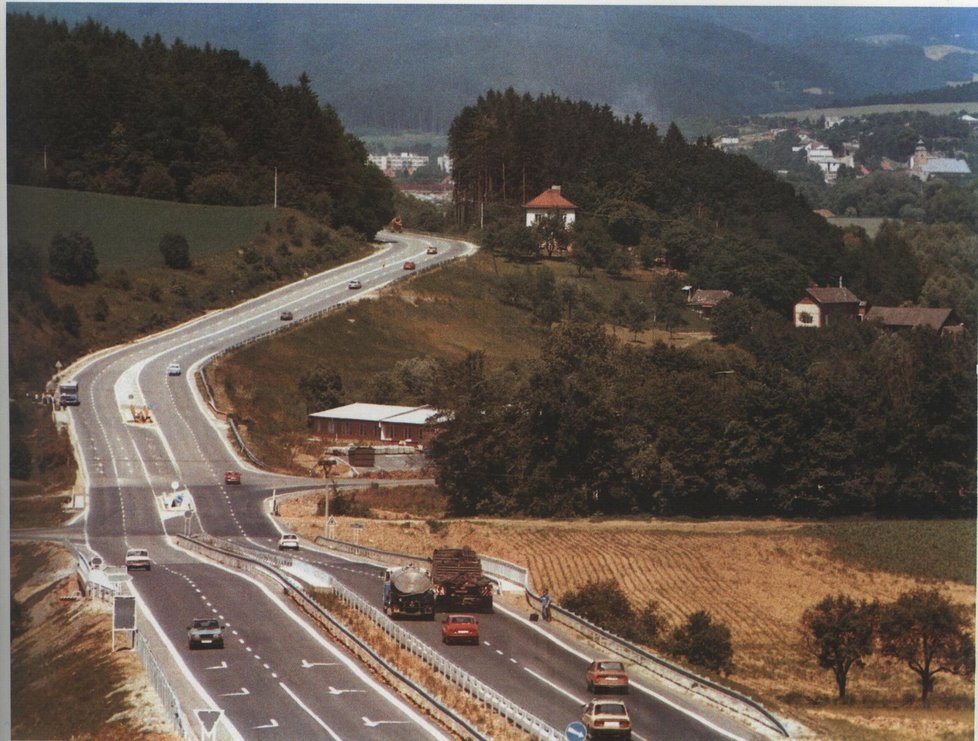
(384, 565), (435, 619)
(431, 547), (494, 612)
(388, 216), (404, 233)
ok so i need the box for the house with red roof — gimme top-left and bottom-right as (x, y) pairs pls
(524, 185), (577, 228)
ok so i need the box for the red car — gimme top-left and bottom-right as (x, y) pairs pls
(224, 471), (241, 485)
(403, 261), (416, 270)
(441, 614), (479, 645)
(586, 659), (629, 694)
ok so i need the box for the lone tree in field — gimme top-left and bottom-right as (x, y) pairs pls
(667, 610), (734, 675)
(801, 594), (878, 700)
(159, 233), (191, 269)
(878, 588), (975, 703)
(49, 231), (99, 285)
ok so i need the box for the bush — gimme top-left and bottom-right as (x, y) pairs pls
(159, 233), (191, 269)
(666, 610), (734, 675)
(48, 231), (98, 285)
(561, 578), (636, 638)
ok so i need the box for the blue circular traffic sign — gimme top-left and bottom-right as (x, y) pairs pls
(565, 720), (587, 740)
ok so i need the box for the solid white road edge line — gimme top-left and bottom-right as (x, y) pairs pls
(493, 602), (750, 741)
(178, 543), (452, 741)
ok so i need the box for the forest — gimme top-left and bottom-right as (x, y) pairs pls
(6, 12), (394, 237)
(430, 317), (976, 519)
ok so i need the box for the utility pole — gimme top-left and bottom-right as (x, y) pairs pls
(273, 167), (278, 209)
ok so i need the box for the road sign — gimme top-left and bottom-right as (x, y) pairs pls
(195, 708), (224, 739)
(565, 721), (587, 740)
(113, 595), (136, 630)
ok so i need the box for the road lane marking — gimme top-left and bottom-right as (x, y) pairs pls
(279, 682), (342, 740)
(523, 667), (584, 704)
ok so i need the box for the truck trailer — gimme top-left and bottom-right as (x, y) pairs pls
(431, 547), (494, 612)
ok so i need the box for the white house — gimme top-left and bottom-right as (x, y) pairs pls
(804, 142), (854, 182)
(523, 185), (577, 228)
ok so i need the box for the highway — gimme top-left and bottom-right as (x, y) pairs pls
(59, 231), (768, 740)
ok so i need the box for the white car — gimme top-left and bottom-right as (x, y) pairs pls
(125, 548), (151, 571)
(347, 279), (362, 290)
(278, 533), (300, 551)
(166, 363), (182, 376)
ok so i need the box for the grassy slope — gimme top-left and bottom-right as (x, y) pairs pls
(212, 248), (712, 469)
(11, 543), (175, 739)
(8, 185), (278, 270)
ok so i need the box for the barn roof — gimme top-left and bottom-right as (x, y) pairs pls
(864, 306), (957, 330)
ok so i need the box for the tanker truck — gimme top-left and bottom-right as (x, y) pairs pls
(431, 547), (495, 612)
(384, 565), (435, 619)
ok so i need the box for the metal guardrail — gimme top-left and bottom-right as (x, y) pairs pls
(176, 534), (560, 739)
(311, 536), (790, 738)
(134, 628), (190, 738)
(61, 543), (194, 739)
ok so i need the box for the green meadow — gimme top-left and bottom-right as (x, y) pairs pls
(8, 185), (277, 270)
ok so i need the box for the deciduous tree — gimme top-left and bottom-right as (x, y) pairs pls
(878, 588), (975, 703)
(801, 594), (878, 700)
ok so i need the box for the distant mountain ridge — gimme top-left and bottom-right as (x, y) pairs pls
(16, 4), (978, 131)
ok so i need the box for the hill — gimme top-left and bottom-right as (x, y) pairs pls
(14, 5), (978, 131)
(6, 187), (371, 390)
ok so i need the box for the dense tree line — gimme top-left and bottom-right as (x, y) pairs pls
(7, 12), (394, 236)
(449, 88), (847, 314)
(430, 317), (975, 519)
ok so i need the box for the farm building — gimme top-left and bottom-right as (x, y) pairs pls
(864, 306), (963, 335)
(309, 403), (445, 444)
(794, 286), (863, 328)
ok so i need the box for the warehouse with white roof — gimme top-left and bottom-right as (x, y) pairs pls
(308, 402), (445, 444)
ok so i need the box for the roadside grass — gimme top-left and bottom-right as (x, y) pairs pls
(798, 519), (977, 585)
(11, 543), (174, 739)
(8, 184), (278, 270)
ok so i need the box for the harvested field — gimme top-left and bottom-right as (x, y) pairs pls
(276, 499), (975, 740)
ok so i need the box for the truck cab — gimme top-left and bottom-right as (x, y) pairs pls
(58, 379), (80, 406)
